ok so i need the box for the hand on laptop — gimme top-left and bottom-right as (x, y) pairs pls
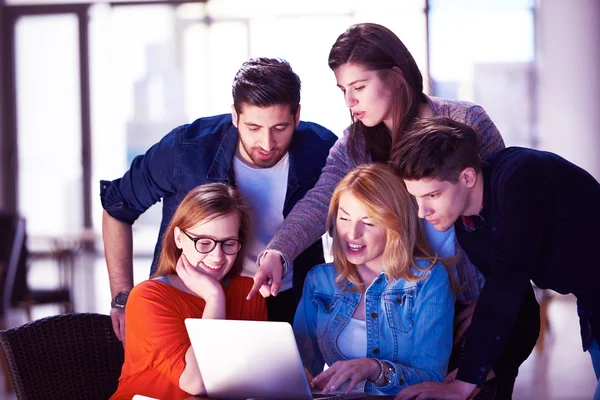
(305, 368), (315, 387)
(312, 359), (380, 394)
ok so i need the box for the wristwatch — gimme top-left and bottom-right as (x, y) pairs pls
(381, 361), (395, 385)
(111, 291), (130, 309)
(373, 359), (395, 386)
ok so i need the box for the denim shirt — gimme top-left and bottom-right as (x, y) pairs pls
(100, 113), (337, 277)
(293, 260), (454, 396)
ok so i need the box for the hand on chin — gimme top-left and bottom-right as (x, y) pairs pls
(176, 254), (223, 299)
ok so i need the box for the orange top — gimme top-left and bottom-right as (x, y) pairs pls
(110, 276), (267, 400)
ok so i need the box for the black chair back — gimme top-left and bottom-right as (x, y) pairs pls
(0, 212), (27, 319)
(0, 312), (124, 400)
(0, 212), (75, 321)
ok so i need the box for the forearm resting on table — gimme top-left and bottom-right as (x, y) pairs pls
(180, 346), (206, 396)
(179, 295), (224, 395)
(102, 210), (134, 295)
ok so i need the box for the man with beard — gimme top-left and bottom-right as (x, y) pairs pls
(101, 58), (337, 341)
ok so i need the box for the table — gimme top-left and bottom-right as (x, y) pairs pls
(187, 396), (395, 399)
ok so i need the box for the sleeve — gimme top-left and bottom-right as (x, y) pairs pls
(100, 126), (184, 224)
(376, 264), (455, 395)
(293, 271), (326, 377)
(464, 105), (506, 158)
(453, 245), (486, 302)
(264, 133), (352, 268)
(456, 163), (546, 385)
(125, 282), (191, 388)
(488, 287), (540, 379)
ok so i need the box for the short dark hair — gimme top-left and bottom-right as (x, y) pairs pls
(390, 117), (482, 182)
(232, 57), (301, 119)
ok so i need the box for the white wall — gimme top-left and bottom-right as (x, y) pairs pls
(537, 0), (600, 180)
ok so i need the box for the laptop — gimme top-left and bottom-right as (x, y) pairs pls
(185, 318), (367, 400)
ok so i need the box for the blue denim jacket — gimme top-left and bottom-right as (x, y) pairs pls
(100, 113), (337, 279)
(293, 260), (454, 396)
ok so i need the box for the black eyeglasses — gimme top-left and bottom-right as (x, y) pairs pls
(181, 230), (243, 255)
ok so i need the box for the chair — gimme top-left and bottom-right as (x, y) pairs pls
(0, 212), (74, 323)
(0, 312), (124, 400)
(0, 212), (26, 323)
(0, 212), (26, 392)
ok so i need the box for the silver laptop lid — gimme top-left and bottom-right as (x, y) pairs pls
(185, 319), (313, 400)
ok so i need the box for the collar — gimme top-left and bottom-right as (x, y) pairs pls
(206, 119), (320, 187)
(287, 127), (322, 185)
(460, 210), (484, 232)
(206, 122), (238, 182)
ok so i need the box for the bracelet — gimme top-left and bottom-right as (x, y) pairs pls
(381, 361), (394, 385)
(371, 358), (385, 384)
(373, 360), (394, 387)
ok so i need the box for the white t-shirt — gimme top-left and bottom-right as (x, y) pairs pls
(337, 317), (367, 359)
(233, 153), (293, 292)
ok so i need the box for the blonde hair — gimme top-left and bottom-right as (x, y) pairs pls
(151, 183), (252, 279)
(327, 163), (435, 291)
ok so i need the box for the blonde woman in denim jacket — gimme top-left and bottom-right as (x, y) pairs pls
(293, 164), (454, 397)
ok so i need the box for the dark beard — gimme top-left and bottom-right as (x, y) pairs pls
(240, 142), (286, 168)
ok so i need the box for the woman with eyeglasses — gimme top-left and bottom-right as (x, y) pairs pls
(110, 183), (267, 400)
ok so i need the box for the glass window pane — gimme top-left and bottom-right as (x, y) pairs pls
(182, 23), (210, 117)
(91, 4), (185, 258)
(429, 0), (535, 11)
(429, 3), (536, 147)
(353, 3), (428, 94)
(15, 14), (82, 236)
(206, 0), (355, 18)
(249, 15), (352, 135)
(206, 21), (249, 115)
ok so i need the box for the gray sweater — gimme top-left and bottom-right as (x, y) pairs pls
(264, 96), (505, 298)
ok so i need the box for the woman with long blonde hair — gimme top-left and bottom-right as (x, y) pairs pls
(294, 163), (454, 397)
(111, 183), (267, 400)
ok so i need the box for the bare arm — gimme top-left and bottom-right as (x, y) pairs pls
(102, 209), (134, 295)
(178, 293), (225, 395)
(100, 127), (183, 303)
(178, 294), (226, 395)
(179, 347), (206, 396)
(102, 210), (134, 340)
(177, 253), (226, 395)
